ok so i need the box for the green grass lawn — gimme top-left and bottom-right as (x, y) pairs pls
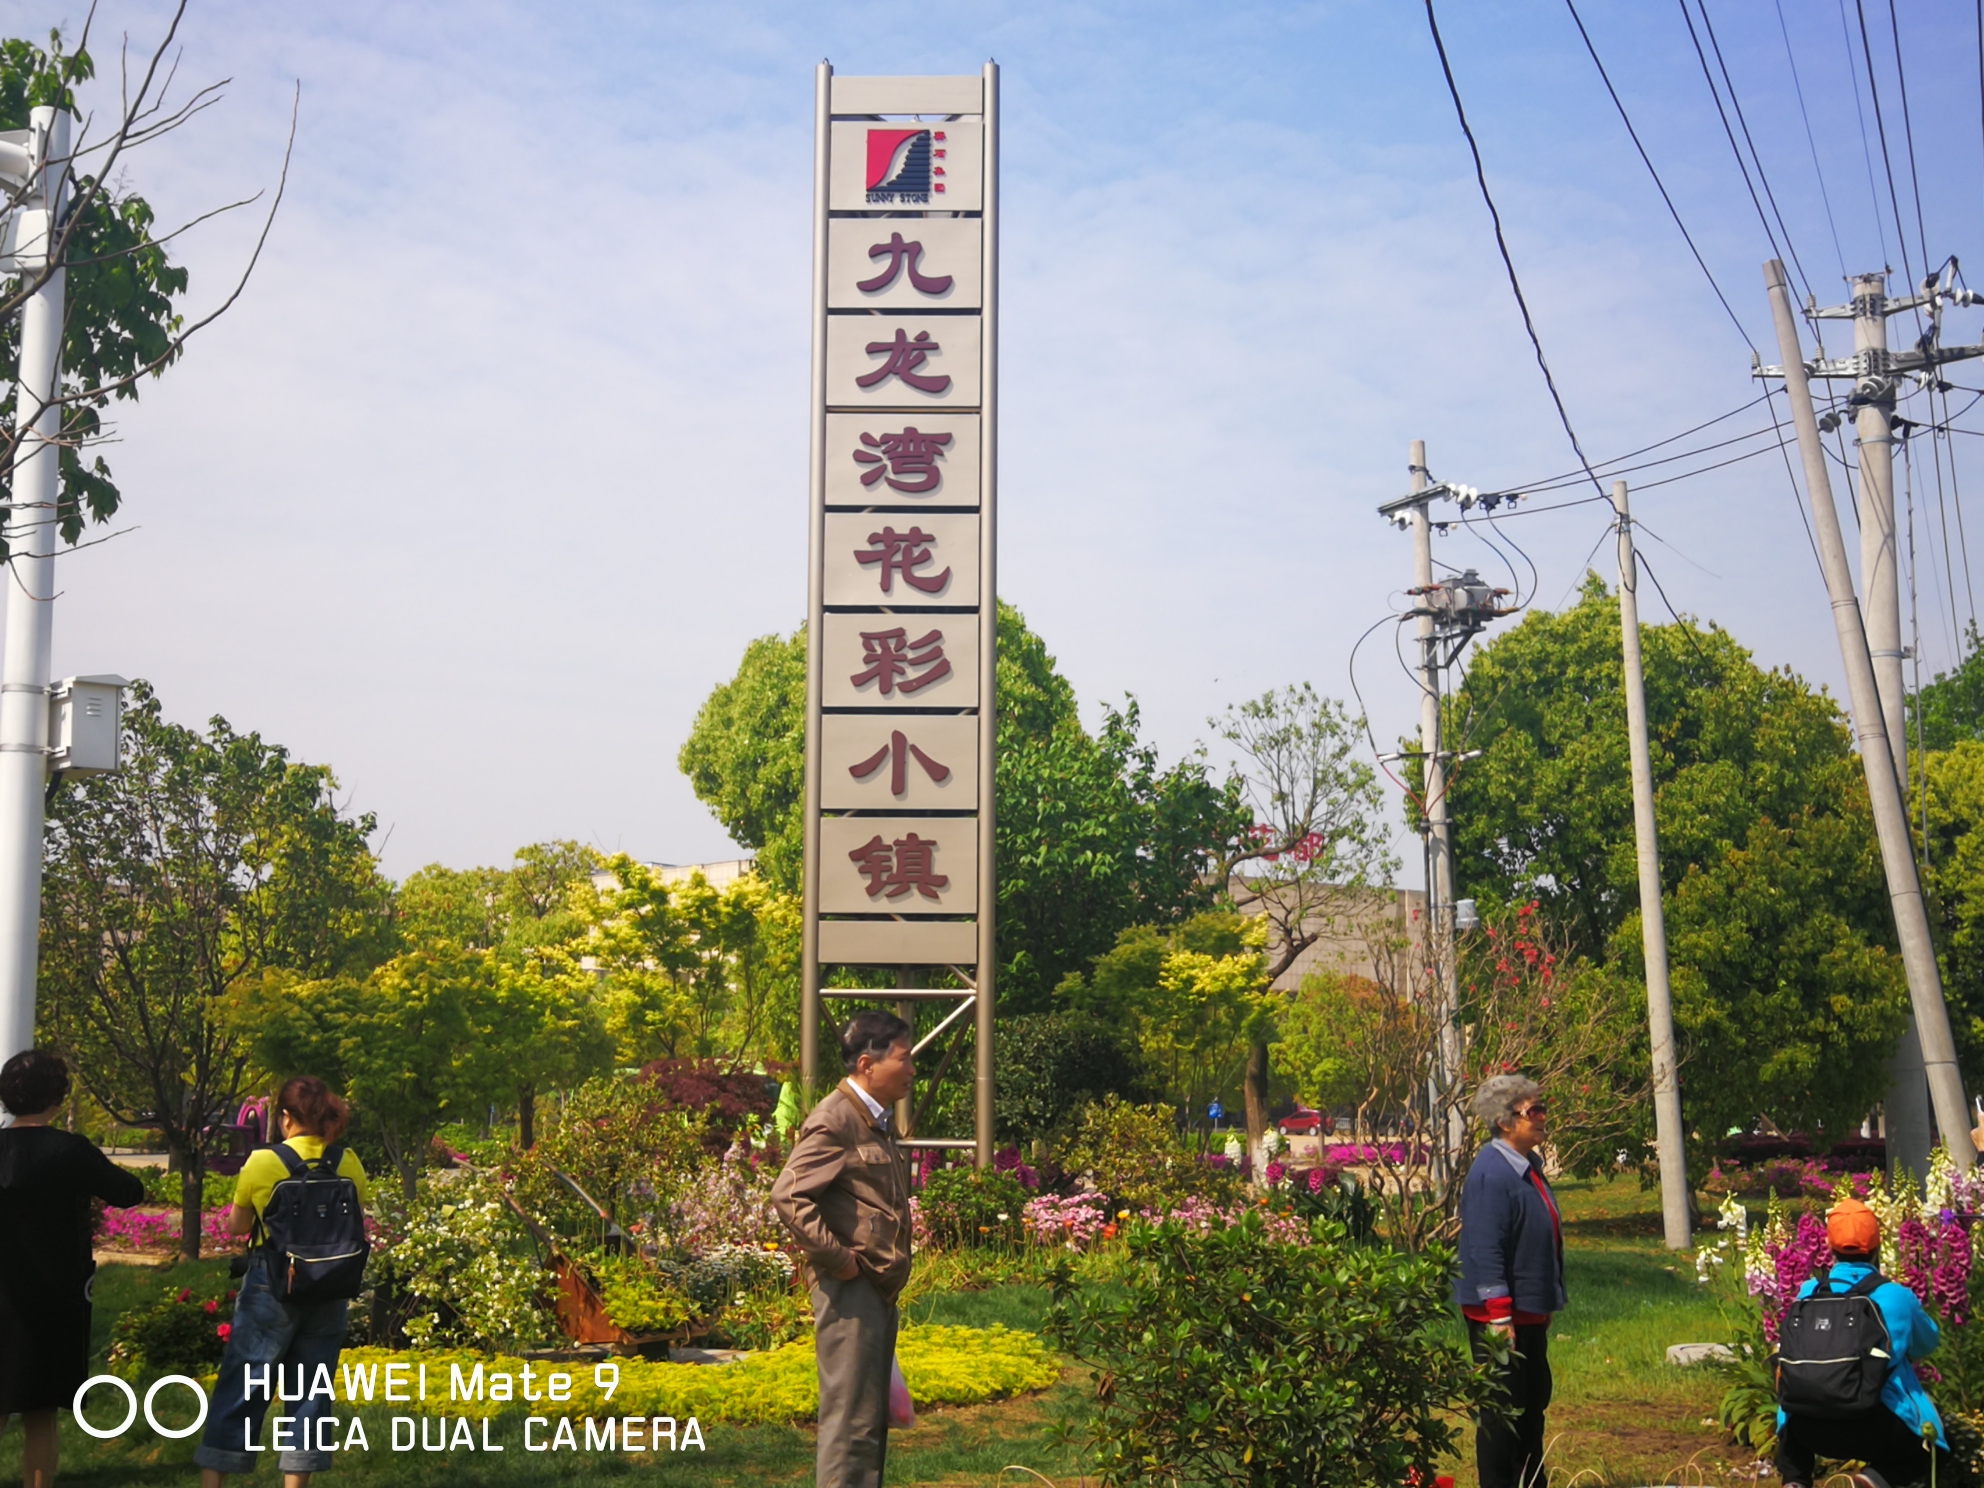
(4, 1179), (1773, 1487)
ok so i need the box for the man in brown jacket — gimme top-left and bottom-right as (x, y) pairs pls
(772, 1009), (915, 1488)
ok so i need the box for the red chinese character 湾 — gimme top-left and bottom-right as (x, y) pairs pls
(849, 729), (952, 796)
(852, 427), (953, 493)
(856, 330), (950, 394)
(850, 627), (951, 695)
(854, 525), (950, 595)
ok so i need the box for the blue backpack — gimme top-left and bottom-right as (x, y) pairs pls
(255, 1143), (370, 1303)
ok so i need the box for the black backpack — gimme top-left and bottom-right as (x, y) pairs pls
(1776, 1267), (1894, 1416)
(255, 1143), (370, 1304)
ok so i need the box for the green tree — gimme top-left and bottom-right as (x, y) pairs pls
(39, 682), (392, 1254)
(0, 30), (202, 556)
(680, 603), (1246, 1013)
(231, 945), (506, 1203)
(1909, 624), (1984, 753)
(1912, 741), (1984, 1090)
(1445, 576), (1903, 1143)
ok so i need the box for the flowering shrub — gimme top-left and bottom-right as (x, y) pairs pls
(373, 1171), (551, 1351)
(107, 1280), (236, 1381)
(1024, 1192), (1108, 1249)
(919, 1165), (1030, 1247)
(992, 1146), (1041, 1189)
(592, 1254), (698, 1335)
(97, 1206), (240, 1254)
(648, 1138), (784, 1252)
(1058, 1096), (1234, 1213)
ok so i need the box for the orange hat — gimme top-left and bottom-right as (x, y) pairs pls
(1826, 1198), (1881, 1257)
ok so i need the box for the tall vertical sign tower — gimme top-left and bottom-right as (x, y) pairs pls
(801, 64), (998, 1166)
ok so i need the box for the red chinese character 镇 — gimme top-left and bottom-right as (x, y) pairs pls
(850, 627), (951, 695)
(856, 329), (950, 394)
(855, 232), (954, 295)
(847, 832), (950, 900)
(852, 427), (953, 493)
(849, 729), (952, 796)
(854, 525), (950, 595)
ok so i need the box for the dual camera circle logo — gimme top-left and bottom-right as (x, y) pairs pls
(73, 1373), (209, 1440)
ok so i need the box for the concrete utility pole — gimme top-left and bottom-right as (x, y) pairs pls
(1407, 443), (1462, 1184)
(1764, 258), (1975, 1169)
(0, 108), (67, 1067)
(1612, 481), (1691, 1249)
(1763, 263), (1984, 1176)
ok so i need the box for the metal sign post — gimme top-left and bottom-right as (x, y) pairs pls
(801, 64), (998, 1167)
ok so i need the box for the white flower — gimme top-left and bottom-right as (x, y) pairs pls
(997, 1212), (1010, 1222)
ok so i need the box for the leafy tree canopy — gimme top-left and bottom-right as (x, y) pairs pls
(679, 601), (1246, 1012)
(1910, 624), (1984, 754)
(1445, 574), (1868, 955)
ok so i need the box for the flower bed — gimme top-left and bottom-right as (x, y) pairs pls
(333, 1323), (1058, 1423)
(97, 1206), (239, 1254)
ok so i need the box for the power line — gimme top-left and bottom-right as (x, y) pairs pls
(1854, 0), (1920, 291)
(1697, 0), (1814, 301)
(1885, 0), (1935, 292)
(1776, 0), (1847, 279)
(1841, 0), (1892, 268)
(1677, 0), (1803, 301)
(1563, 0), (1755, 351)
(1424, 0), (1605, 498)
(1491, 391), (1772, 494)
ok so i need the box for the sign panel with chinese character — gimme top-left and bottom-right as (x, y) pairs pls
(821, 611), (979, 709)
(822, 512), (980, 607)
(824, 413), (980, 508)
(821, 714), (978, 810)
(826, 316), (982, 409)
(819, 816), (979, 915)
(828, 218), (981, 310)
(829, 121), (983, 211)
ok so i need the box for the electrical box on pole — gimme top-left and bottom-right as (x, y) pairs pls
(47, 675), (126, 777)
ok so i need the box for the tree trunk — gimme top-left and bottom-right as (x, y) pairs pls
(1244, 1038), (1271, 1173)
(178, 1142), (204, 1261)
(518, 1084), (536, 1150)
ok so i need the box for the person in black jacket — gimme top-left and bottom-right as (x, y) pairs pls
(0, 1048), (146, 1488)
(1455, 1072), (1566, 1488)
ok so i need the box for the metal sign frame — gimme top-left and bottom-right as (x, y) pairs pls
(800, 62), (998, 1166)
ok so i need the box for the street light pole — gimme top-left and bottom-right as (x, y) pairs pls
(0, 106), (68, 1067)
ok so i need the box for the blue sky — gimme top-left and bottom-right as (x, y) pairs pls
(4, 0), (1981, 881)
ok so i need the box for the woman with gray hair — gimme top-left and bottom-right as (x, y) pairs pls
(1455, 1072), (1565, 1488)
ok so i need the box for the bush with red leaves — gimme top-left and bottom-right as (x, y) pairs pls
(637, 1059), (781, 1147)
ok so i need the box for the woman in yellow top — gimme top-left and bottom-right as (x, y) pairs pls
(194, 1077), (370, 1488)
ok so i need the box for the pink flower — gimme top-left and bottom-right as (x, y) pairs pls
(216, 1323), (231, 1342)
(203, 1299), (218, 1315)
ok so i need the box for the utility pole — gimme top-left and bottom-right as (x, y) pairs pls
(1764, 258), (1975, 1169)
(1761, 262), (1984, 1176)
(1612, 481), (1691, 1248)
(0, 108), (67, 1067)
(1379, 447), (1514, 1185)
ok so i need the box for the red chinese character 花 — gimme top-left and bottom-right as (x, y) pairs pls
(854, 525), (950, 595)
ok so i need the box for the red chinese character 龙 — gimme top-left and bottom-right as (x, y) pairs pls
(856, 329), (950, 394)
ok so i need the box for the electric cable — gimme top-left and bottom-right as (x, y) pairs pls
(1842, 0), (1892, 268)
(1485, 392), (1772, 495)
(1886, 0), (1935, 298)
(1697, 0), (1815, 302)
(1777, 0), (1846, 280)
(1564, 0), (1756, 351)
(1678, 0), (1806, 303)
(1425, 0), (1606, 499)
(1854, 0), (1920, 293)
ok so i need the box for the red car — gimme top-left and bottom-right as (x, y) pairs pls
(1277, 1107), (1330, 1136)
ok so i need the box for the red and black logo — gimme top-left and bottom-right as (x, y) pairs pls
(865, 128), (948, 204)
